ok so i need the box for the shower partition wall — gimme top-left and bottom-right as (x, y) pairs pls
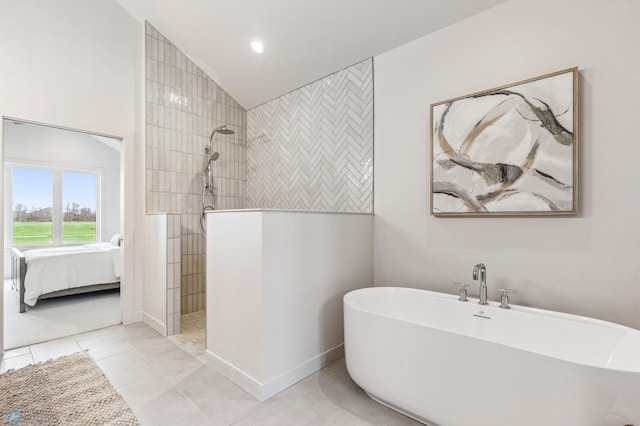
(206, 209), (373, 401)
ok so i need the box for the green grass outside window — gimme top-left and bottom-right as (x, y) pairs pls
(13, 222), (96, 246)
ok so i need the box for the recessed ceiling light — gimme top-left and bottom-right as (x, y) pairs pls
(251, 40), (264, 54)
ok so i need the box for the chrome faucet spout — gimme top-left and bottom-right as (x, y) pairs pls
(473, 263), (488, 305)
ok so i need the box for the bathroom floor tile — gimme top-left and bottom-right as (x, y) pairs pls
(78, 333), (133, 361)
(305, 406), (373, 425)
(119, 376), (199, 426)
(97, 349), (155, 389)
(128, 332), (182, 360)
(167, 310), (206, 361)
(232, 404), (300, 426)
(158, 410), (211, 426)
(2, 346), (31, 359)
(0, 353), (34, 373)
(30, 336), (82, 363)
(73, 326), (116, 342)
(267, 385), (338, 424)
(111, 322), (158, 341)
(176, 365), (261, 424)
(146, 345), (205, 385)
(4, 321), (421, 426)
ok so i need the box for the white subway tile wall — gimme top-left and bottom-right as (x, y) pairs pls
(145, 22), (247, 317)
(247, 59), (373, 212)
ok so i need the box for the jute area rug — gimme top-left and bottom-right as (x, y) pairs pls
(0, 352), (138, 425)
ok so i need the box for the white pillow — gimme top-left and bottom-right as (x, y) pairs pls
(110, 233), (123, 247)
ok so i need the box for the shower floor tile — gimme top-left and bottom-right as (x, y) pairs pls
(167, 310), (206, 362)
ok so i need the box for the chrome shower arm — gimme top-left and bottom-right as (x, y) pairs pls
(208, 124), (235, 144)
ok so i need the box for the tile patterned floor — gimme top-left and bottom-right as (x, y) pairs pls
(0, 321), (421, 426)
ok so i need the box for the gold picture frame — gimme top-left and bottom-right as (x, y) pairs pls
(430, 67), (579, 216)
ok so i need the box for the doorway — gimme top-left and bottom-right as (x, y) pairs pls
(2, 118), (125, 349)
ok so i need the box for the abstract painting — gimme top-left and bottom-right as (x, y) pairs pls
(430, 68), (578, 216)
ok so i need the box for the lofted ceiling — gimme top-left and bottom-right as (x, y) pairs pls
(115, 0), (508, 110)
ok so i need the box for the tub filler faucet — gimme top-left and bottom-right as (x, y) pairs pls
(473, 263), (488, 305)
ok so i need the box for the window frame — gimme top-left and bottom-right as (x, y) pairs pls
(6, 159), (102, 248)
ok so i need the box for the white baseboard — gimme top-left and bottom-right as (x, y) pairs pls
(206, 344), (345, 401)
(142, 312), (166, 336)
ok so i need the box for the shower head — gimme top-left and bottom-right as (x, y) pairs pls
(204, 151), (220, 173)
(209, 125), (235, 143)
(216, 127), (235, 135)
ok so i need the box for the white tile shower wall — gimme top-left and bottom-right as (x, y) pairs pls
(247, 59), (373, 212)
(144, 22), (247, 315)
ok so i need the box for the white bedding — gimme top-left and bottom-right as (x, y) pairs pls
(23, 242), (121, 306)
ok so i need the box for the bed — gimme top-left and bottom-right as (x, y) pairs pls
(11, 242), (121, 313)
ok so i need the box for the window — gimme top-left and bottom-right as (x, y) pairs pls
(12, 166), (99, 247)
(13, 168), (53, 245)
(62, 172), (97, 243)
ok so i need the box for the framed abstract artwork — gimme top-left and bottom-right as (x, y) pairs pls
(430, 67), (578, 216)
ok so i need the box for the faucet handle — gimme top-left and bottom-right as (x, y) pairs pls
(452, 282), (469, 302)
(498, 288), (517, 309)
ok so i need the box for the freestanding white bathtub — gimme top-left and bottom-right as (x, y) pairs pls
(344, 287), (640, 426)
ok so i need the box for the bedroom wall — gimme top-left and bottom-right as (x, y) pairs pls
(373, 0), (640, 328)
(0, 0), (145, 335)
(3, 121), (121, 239)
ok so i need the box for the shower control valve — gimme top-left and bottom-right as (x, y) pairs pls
(498, 288), (518, 309)
(452, 282), (469, 302)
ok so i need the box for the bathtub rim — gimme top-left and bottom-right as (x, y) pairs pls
(344, 286), (640, 374)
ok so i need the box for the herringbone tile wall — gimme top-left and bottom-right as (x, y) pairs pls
(247, 59), (373, 212)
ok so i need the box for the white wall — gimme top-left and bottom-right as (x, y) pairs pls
(0, 0), (145, 347)
(0, 0), (139, 133)
(374, 0), (640, 329)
